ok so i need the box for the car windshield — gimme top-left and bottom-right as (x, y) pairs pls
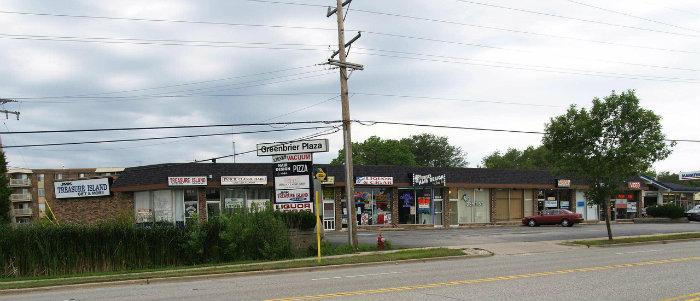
(559, 209), (573, 214)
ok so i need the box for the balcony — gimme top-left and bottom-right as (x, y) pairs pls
(13, 208), (33, 217)
(10, 194), (32, 202)
(9, 179), (31, 187)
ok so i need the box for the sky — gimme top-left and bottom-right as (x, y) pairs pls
(0, 0), (698, 173)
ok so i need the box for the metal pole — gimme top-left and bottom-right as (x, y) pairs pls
(334, 0), (357, 247)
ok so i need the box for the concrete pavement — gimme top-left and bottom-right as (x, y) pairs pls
(3, 240), (699, 300)
(326, 222), (700, 247)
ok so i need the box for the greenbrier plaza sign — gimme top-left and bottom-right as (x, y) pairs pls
(256, 139), (329, 156)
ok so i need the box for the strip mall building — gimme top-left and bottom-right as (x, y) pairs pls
(109, 163), (599, 230)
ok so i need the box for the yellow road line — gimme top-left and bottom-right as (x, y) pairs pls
(265, 256), (700, 301)
(662, 292), (700, 301)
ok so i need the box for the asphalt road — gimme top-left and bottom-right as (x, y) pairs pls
(327, 222), (700, 247)
(4, 240), (699, 301)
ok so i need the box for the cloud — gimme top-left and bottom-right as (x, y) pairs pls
(0, 0), (697, 173)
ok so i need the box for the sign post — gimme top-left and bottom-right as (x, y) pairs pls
(315, 190), (322, 263)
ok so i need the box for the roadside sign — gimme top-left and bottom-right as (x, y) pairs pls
(272, 153), (312, 163)
(257, 139), (328, 156)
(680, 171), (700, 180)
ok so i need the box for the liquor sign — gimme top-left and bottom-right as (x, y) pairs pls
(168, 176), (207, 186)
(257, 139), (328, 156)
(355, 176), (394, 186)
(274, 175), (311, 190)
(54, 178), (111, 199)
(221, 176), (267, 185)
(275, 189), (312, 203)
(556, 179), (571, 188)
(274, 202), (313, 213)
(272, 153), (312, 163)
(680, 171), (700, 181)
(628, 181), (641, 189)
(411, 174), (446, 186)
(274, 162), (312, 177)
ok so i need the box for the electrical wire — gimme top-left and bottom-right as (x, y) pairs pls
(192, 125), (341, 163)
(3, 7), (697, 55)
(0, 120), (341, 135)
(453, 0), (700, 38)
(563, 0), (700, 33)
(353, 51), (700, 84)
(353, 120), (700, 143)
(2, 125), (338, 149)
(17, 65), (322, 100)
(354, 47), (700, 82)
(16, 92), (339, 104)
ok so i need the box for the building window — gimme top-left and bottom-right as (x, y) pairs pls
(38, 188), (45, 197)
(354, 188), (392, 225)
(79, 173), (85, 178)
(37, 174), (45, 182)
(55, 173), (63, 180)
(184, 189), (199, 221)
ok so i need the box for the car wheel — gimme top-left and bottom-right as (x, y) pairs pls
(561, 219), (570, 227)
(528, 219), (537, 227)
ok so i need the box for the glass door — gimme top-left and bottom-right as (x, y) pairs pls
(433, 189), (443, 226)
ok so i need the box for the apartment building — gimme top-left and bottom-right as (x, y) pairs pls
(5, 167), (124, 224)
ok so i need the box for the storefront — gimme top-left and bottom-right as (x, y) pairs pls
(353, 177), (394, 226)
(396, 173), (446, 226)
(451, 188), (490, 224)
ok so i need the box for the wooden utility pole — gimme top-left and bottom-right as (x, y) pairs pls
(327, 0), (362, 246)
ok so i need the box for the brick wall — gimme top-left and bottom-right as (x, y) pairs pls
(48, 192), (134, 224)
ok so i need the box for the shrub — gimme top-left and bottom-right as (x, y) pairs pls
(278, 211), (316, 231)
(219, 208), (292, 261)
(646, 204), (686, 219)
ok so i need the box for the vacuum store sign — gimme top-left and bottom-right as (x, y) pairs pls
(256, 139), (329, 156)
(168, 176), (207, 186)
(54, 178), (110, 199)
(680, 171), (700, 180)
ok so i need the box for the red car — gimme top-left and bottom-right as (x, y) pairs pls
(522, 209), (583, 227)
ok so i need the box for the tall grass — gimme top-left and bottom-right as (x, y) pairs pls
(0, 208), (315, 278)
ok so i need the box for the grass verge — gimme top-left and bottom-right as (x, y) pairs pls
(568, 232), (700, 247)
(0, 248), (465, 291)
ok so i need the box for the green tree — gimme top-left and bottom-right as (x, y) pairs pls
(543, 90), (673, 240)
(482, 145), (551, 170)
(330, 134), (467, 167)
(330, 136), (417, 166)
(0, 150), (12, 224)
(399, 134), (468, 167)
(653, 171), (700, 188)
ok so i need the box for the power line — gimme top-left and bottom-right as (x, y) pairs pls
(15, 92), (338, 103)
(362, 31), (700, 71)
(352, 92), (562, 108)
(0, 10), (337, 31)
(453, 0), (700, 38)
(355, 47), (700, 82)
(354, 120), (700, 143)
(353, 51), (700, 84)
(2, 125), (339, 149)
(3, 7), (697, 55)
(17, 65), (322, 100)
(245, 0), (699, 54)
(0, 33), (332, 52)
(192, 126), (341, 163)
(0, 120), (341, 135)
(563, 0), (700, 33)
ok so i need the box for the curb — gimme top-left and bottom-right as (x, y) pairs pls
(0, 249), (493, 295)
(572, 237), (700, 248)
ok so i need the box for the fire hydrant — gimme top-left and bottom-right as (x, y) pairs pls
(377, 233), (386, 250)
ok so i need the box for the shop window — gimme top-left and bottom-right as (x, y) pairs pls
(457, 189), (490, 224)
(79, 173), (86, 178)
(184, 189), (199, 221)
(354, 188), (392, 225)
(55, 173), (63, 180)
(38, 188), (45, 197)
(37, 174), (45, 182)
(221, 187), (271, 212)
